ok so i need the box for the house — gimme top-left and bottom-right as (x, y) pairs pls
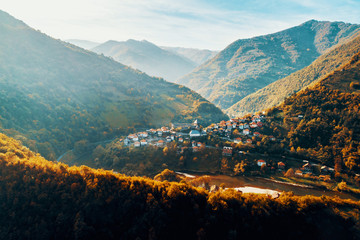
(243, 124), (249, 129)
(278, 162), (285, 170)
(139, 132), (148, 138)
(190, 130), (201, 137)
(250, 122), (258, 128)
(124, 138), (130, 146)
(234, 138), (242, 144)
(178, 137), (184, 143)
(246, 139), (252, 144)
(192, 141), (197, 147)
(253, 132), (261, 137)
(166, 136), (172, 142)
(257, 159), (266, 167)
(257, 122), (263, 128)
(243, 129), (250, 135)
(269, 136), (276, 141)
(157, 130), (163, 136)
(192, 146), (199, 152)
(134, 141), (141, 147)
(222, 146), (233, 156)
(197, 142), (202, 147)
(321, 166), (329, 174)
(302, 163), (312, 173)
(171, 135), (175, 141)
(239, 124), (244, 129)
(140, 139), (147, 146)
(157, 140), (165, 147)
(295, 170), (303, 176)
(161, 126), (169, 133)
(149, 129), (157, 135)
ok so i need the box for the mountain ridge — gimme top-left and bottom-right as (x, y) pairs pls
(227, 33), (360, 116)
(177, 20), (360, 110)
(92, 39), (197, 82)
(0, 10), (228, 160)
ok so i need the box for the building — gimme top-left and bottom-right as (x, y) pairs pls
(234, 138), (242, 144)
(134, 141), (141, 147)
(257, 160), (266, 167)
(140, 139), (147, 146)
(302, 163), (312, 173)
(222, 146), (233, 156)
(157, 140), (165, 147)
(190, 130), (201, 137)
(253, 132), (261, 137)
(278, 162), (285, 170)
(243, 129), (250, 135)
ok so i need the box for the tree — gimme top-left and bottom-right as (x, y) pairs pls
(234, 161), (247, 175)
(284, 168), (295, 178)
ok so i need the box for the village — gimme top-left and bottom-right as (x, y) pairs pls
(119, 115), (334, 180)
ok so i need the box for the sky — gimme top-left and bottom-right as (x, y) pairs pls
(1, 0), (360, 50)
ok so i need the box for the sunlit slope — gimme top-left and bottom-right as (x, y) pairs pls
(0, 10), (227, 160)
(178, 20), (360, 110)
(0, 132), (359, 239)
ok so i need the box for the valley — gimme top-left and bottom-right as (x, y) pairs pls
(1, 5), (360, 239)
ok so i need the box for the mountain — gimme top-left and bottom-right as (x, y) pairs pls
(91, 39), (197, 82)
(0, 10), (227, 160)
(264, 51), (360, 173)
(1, 132), (359, 239)
(65, 39), (100, 50)
(227, 33), (360, 117)
(177, 20), (360, 110)
(161, 46), (218, 65)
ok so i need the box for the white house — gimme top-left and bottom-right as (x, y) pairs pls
(190, 130), (201, 137)
(257, 160), (266, 167)
(134, 141), (141, 147)
(243, 129), (250, 135)
(140, 139), (147, 146)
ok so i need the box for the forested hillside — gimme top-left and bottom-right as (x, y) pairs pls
(227, 33), (360, 117)
(1, 132), (359, 239)
(0, 10), (227, 160)
(177, 20), (360, 110)
(264, 51), (360, 174)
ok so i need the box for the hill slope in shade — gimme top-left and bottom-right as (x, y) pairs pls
(0, 10), (227, 160)
(161, 46), (219, 65)
(1, 132), (359, 239)
(177, 20), (360, 110)
(92, 39), (197, 82)
(64, 39), (100, 50)
(227, 33), (360, 117)
(264, 51), (360, 173)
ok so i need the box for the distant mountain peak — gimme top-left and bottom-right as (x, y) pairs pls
(92, 39), (197, 82)
(177, 20), (360, 111)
